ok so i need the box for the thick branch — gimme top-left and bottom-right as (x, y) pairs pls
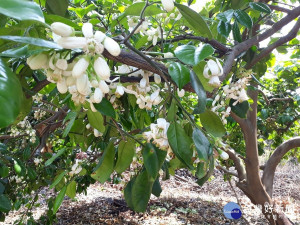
(246, 18), (300, 69)
(268, 4), (292, 13)
(225, 149), (247, 181)
(262, 136), (300, 197)
(221, 5), (300, 79)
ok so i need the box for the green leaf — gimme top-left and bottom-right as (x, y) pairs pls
(174, 44), (214, 66)
(46, 0), (68, 17)
(143, 143), (159, 180)
(131, 170), (153, 212)
(114, 139), (135, 174)
(0, 45), (29, 58)
(166, 99), (177, 121)
(87, 110), (105, 133)
(167, 122), (193, 169)
(53, 185), (67, 214)
(63, 111), (77, 137)
(94, 98), (116, 119)
(168, 62), (190, 90)
(249, 2), (271, 14)
(217, 21), (231, 38)
(0, 165), (9, 178)
(193, 128), (211, 162)
(190, 71), (206, 114)
(234, 10), (253, 29)
(0, 194), (11, 213)
(197, 155), (214, 186)
(152, 178), (162, 197)
(175, 3), (212, 39)
(0, 58), (23, 128)
(216, 10), (234, 22)
(200, 110), (226, 137)
(124, 176), (136, 209)
(45, 148), (66, 166)
(229, 99), (250, 119)
(0, 36), (62, 49)
(195, 162), (207, 179)
(91, 141), (115, 183)
(0, 0), (45, 23)
(50, 171), (67, 189)
(124, 2), (164, 17)
(27, 167), (37, 180)
(66, 181), (76, 199)
(232, 21), (242, 43)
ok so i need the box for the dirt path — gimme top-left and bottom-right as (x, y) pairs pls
(3, 162), (300, 225)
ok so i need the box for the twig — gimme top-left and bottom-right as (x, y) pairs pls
(216, 165), (238, 177)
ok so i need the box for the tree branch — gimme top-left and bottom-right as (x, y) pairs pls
(220, 5), (300, 79)
(262, 137), (300, 197)
(225, 149), (247, 181)
(246, 18), (300, 69)
(216, 165), (238, 177)
(268, 4), (292, 13)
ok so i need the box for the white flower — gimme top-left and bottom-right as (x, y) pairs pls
(177, 88), (185, 97)
(72, 57), (90, 78)
(161, 0), (175, 12)
(82, 23), (94, 38)
(163, 52), (174, 58)
(203, 59), (223, 79)
(220, 151), (229, 160)
(86, 123), (91, 129)
(154, 74), (161, 84)
(51, 22), (74, 37)
(238, 89), (248, 102)
(115, 85), (125, 97)
(103, 37), (121, 56)
(57, 37), (87, 49)
(208, 76), (221, 87)
(140, 77), (147, 88)
(93, 87), (103, 103)
(57, 78), (68, 94)
(76, 74), (91, 95)
(99, 80), (109, 94)
(94, 57), (110, 80)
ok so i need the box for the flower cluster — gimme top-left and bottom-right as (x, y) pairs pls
(69, 160), (83, 177)
(143, 118), (170, 150)
(34, 109), (46, 120)
(203, 59), (223, 87)
(27, 22), (121, 110)
(9, 175), (22, 184)
(10, 117), (37, 143)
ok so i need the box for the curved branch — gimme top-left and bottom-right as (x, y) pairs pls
(220, 5), (300, 80)
(262, 136), (300, 197)
(268, 4), (291, 13)
(246, 18), (300, 69)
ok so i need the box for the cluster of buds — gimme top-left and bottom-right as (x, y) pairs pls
(143, 118), (170, 150)
(27, 22), (121, 110)
(223, 76), (250, 106)
(34, 109), (46, 120)
(128, 16), (149, 34)
(9, 175), (22, 184)
(203, 59), (223, 87)
(10, 117), (37, 143)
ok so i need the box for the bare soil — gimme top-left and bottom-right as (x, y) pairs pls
(3, 162), (300, 225)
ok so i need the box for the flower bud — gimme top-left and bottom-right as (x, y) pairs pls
(72, 57), (89, 78)
(154, 74), (161, 84)
(163, 52), (174, 58)
(57, 37), (87, 49)
(57, 79), (68, 94)
(161, 0), (174, 12)
(177, 88), (185, 97)
(82, 23), (93, 38)
(115, 85), (125, 97)
(51, 22), (74, 37)
(208, 76), (221, 87)
(76, 74), (89, 95)
(27, 53), (49, 70)
(86, 123), (91, 129)
(99, 80), (109, 94)
(140, 78), (147, 88)
(93, 88), (103, 103)
(94, 31), (106, 43)
(94, 57), (110, 80)
(103, 37), (121, 56)
(220, 151), (229, 160)
(56, 59), (68, 71)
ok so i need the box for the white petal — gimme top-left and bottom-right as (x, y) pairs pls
(94, 57), (110, 80)
(57, 79), (68, 94)
(57, 37), (87, 49)
(207, 59), (220, 76)
(154, 74), (161, 84)
(82, 23), (94, 38)
(99, 80), (109, 93)
(51, 22), (74, 37)
(93, 88), (103, 103)
(103, 37), (121, 56)
(56, 59), (68, 71)
(94, 31), (106, 43)
(72, 58), (90, 78)
(208, 76), (221, 87)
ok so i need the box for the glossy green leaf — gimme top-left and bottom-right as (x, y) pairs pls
(131, 170), (153, 212)
(0, 194), (11, 213)
(143, 143), (159, 180)
(190, 71), (206, 114)
(0, 0), (44, 23)
(193, 128), (210, 162)
(91, 141), (115, 183)
(232, 21), (242, 43)
(63, 111), (77, 137)
(174, 44), (214, 66)
(94, 98), (116, 119)
(0, 45), (29, 58)
(167, 122), (193, 169)
(0, 36), (62, 49)
(217, 21), (231, 38)
(166, 99), (177, 121)
(234, 10), (253, 29)
(152, 178), (162, 197)
(87, 110), (105, 133)
(53, 185), (67, 214)
(216, 10), (234, 22)
(124, 2), (164, 16)
(114, 139), (136, 174)
(0, 165), (9, 178)
(200, 110), (226, 137)
(45, 148), (66, 166)
(175, 3), (212, 39)
(46, 0), (68, 17)
(124, 176), (136, 209)
(229, 99), (250, 119)
(0, 58), (23, 128)
(168, 62), (190, 90)
(197, 156), (214, 186)
(66, 181), (76, 199)
(50, 171), (67, 189)
(249, 2), (271, 14)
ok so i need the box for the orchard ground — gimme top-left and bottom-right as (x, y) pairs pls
(3, 159), (299, 225)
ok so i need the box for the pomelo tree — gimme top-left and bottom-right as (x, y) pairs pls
(0, 0), (299, 224)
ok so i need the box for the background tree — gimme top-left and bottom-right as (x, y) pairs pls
(0, 0), (299, 224)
